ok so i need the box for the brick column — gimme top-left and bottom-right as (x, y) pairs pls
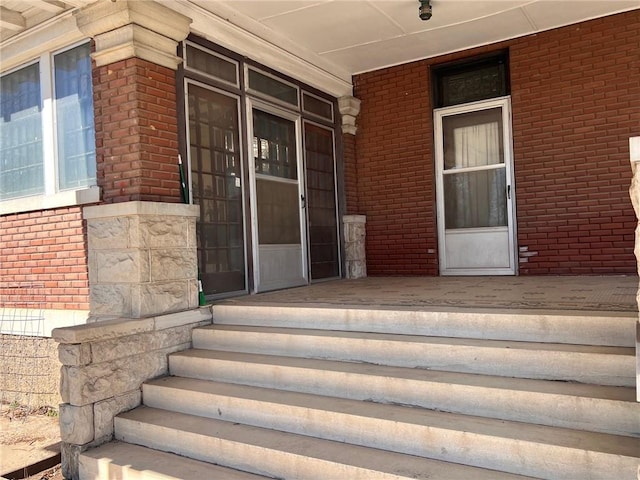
(72, 0), (196, 317)
(75, 0), (192, 204)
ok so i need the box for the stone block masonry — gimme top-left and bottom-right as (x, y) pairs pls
(84, 201), (200, 319)
(53, 307), (212, 480)
(343, 215), (367, 279)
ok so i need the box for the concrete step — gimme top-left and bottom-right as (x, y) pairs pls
(79, 441), (271, 479)
(140, 378), (640, 480)
(115, 406), (536, 480)
(192, 325), (635, 386)
(168, 349), (640, 437)
(211, 304), (636, 346)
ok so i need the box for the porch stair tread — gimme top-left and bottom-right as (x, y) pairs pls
(115, 405), (537, 480)
(192, 324), (635, 386)
(83, 302), (639, 480)
(169, 348), (639, 436)
(79, 441), (272, 480)
(195, 324), (634, 354)
(211, 303), (637, 346)
(142, 376), (640, 461)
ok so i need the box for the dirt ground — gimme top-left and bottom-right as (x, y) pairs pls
(1, 406), (62, 480)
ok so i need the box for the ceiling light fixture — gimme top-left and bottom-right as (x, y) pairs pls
(419, 0), (432, 21)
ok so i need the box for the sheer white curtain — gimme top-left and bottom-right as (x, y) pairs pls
(446, 121), (506, 228)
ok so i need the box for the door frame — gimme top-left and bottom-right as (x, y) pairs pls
(434, 96), (517, 275)
(183, 78), (250, 298)
(246, 98), (309, 292)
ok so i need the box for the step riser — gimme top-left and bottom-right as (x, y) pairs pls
(193, 330), (635, 386)
(212, 305), (636, 347)
(169, 354), (640, 437)
(141, 384), (638, 480)
(115, 416), (435, 480)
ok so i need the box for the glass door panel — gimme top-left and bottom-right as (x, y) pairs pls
(304, 122), (339, 280)
(188, 83), (245, 296)
(256, 178), (300, 244)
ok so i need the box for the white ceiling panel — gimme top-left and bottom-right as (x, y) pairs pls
(372, 1), (532, 35)
(217, 0), (330, 20)
(323, 7), (536, 73)
(261, 1), (405, 53)
(522, 0), (640, 31)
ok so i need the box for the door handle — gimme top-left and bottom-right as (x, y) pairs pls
(301, 194), (306, 209)
(507, 185), (511, 200)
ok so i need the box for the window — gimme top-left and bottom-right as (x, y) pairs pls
(0, 42), (96, 203)
(432, 52), (509, 108)
(247, 68), (299, 107)
(185, 43), (239, 88)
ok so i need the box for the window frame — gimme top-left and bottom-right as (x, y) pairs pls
(0, 40), (99, 215)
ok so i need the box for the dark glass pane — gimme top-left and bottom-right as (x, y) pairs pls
(444, 168), (507, 229)
(434, 53), (508, 108)
(253, 110), (297, 180)
(304, 123), (339, 279)
(256, 178), (300, 244)
(303, 93), (333, 121)
(248, 69), (298, 106)
(188, 84), (245, 295)
(186, 45), (238, 85)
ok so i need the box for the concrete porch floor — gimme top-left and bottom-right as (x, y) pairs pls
(222, 275), (639, 313)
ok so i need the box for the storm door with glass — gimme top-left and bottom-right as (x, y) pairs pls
(434, 97), (516, 275)
(187, 83), (246, 296)
(250, 104), (307, 292)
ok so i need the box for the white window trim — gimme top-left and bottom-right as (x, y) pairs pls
(1, 40), (99, 214)
(0, 187), (101, 216)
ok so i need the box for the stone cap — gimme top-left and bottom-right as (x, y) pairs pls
(53, 307), (211, 344)
(83, 201), (200, 220)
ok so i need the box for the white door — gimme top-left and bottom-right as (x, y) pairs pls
(248, 102), (308, 292)
(434, 97), (516, 275)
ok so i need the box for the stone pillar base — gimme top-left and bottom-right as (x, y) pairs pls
(343, 215), (366, 279)
(84, 201), (200, 319)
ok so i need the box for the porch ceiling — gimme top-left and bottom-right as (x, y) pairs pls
(1, 1), (638, 86)
(195, 0), (639, 76)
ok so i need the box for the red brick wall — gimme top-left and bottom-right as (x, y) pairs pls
(510, 12), (639, 274)
(354, 64), (437, 275)
(0, 207), (89, 310)
(93, 58), (182, 204)
(353, 10), (638, 275)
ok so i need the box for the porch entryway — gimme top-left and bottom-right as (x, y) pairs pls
(79, 276), (638, 479)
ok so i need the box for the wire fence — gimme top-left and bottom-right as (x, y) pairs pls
(0, 283), (56, 415)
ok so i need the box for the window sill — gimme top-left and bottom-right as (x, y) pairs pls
(0, 186), (101, 216)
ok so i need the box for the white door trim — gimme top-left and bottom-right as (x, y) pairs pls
(246, 98), (308, 292)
